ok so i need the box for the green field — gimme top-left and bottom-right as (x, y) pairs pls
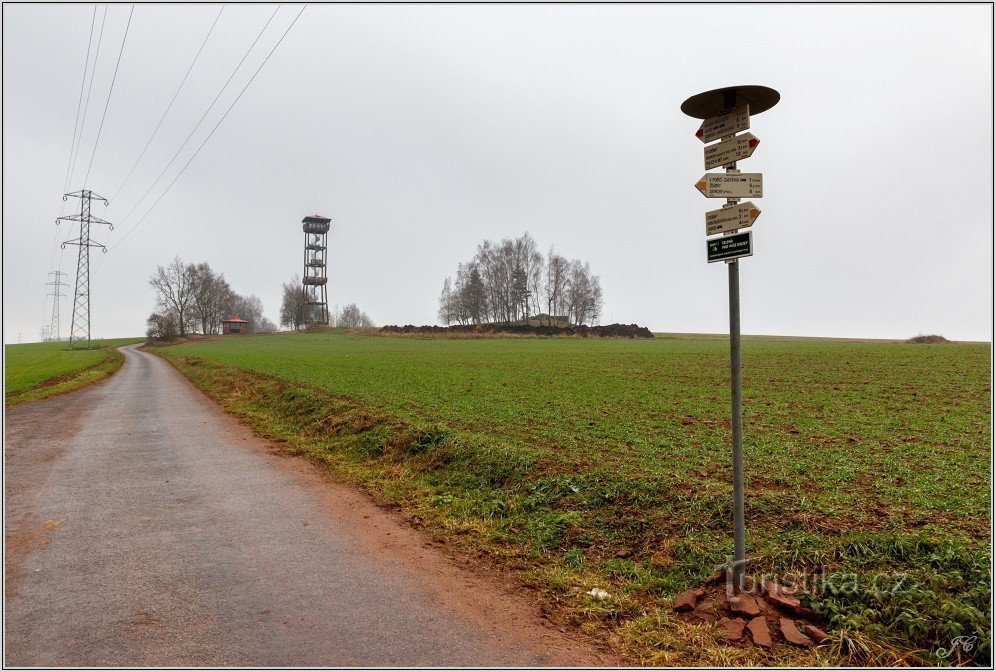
(152, 332), (991, 665)
(4, 337), (144, 404)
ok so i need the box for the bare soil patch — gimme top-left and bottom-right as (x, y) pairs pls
(906, 334), (950, 344)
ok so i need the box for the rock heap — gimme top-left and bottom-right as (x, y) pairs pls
(673, 574), (829, 650)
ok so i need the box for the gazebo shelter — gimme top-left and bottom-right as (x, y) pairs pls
(221, 315), (249, 335)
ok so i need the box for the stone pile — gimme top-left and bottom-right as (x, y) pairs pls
(672, 574), (829, 650)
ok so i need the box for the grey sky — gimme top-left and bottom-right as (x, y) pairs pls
(3, 4), (993, 342)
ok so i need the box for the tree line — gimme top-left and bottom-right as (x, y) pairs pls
(147, 257), (276, 340)
(279, 275), (375, 330)
(438, 232), (603, 326)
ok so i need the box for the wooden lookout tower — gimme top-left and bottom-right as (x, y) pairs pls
(302, 214), (331, 326)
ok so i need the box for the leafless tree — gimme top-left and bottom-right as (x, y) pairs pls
(149, 257), (277, 335)
(544, 249), (570, 324)
(256, 317), (279, 334)
(280, 275), (311, 330)
(190, 262), (232, 335)
(565, 260), (603, 325)
(438, 277), (455, 326)
(333, 303), (375, 328)
(148, 256), (196, 336)
(453, 263), (472, 324)
(226, 293), (265, 333)
(438, 233), (604, 327)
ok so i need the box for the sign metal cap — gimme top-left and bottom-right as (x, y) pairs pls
(681, 85), (780, 119)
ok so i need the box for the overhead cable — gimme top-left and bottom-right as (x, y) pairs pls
(83, 5), (135, 188)
(61, 5), (98, 199)
(50, 5), (98, 276)
(67, 4), (108, 189)
(108, 6), (281, 230)
(110, 6), (225, 201)
(105, 6), (307, 256)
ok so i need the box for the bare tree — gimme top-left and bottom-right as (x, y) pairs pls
(565, 260), (603, 325)
(544, 249), (569, 324)
(148, 256), (196, 336)
(438, 277), (454, 326)
(226, 293), (265, 333)
(438, 233), (604, 327)
(190, 262), (232, 335)
(280, 275), (311, 330)
(334, 303), (375, 328)
(453, 263), (471, 324)
(526, 249), (544, 319)
(511, 232), (543, 321)
(257, 317), (279, 334)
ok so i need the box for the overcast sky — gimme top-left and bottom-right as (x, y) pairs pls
(3, 3), (993, 343)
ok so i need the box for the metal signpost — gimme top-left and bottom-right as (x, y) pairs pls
(695, 172), (764, 199)
(706, 202), (761, 236)
(694, 104), (750, 144)
(682, 85), (779, 591)
(704, 132), (760, 170)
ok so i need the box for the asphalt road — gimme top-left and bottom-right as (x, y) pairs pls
(4, 345), (613, 667)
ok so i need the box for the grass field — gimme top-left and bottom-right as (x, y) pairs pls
(4, 337), (144, 404)
(152, 332), (991, 665)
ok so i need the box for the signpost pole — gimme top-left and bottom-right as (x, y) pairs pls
(726, 146), (746, 593)
(728, 255), (745, 591)
(682, 84), (779, 595)
(721, 85), (747, 591)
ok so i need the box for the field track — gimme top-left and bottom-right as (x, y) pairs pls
(4, 345), (616, 667)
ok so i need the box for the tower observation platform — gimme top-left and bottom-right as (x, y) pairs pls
(301, 214), (331, 324)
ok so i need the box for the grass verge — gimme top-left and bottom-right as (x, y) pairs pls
(4, 338), (144, 405)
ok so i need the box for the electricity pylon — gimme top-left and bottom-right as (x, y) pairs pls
(45, 270), (69, 342)
(57, 190), (112, 348)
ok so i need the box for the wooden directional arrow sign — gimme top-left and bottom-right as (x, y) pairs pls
(695, 172), (763, 199)
(695, 104), (749, 144)
(706, 202), (761, 236)
(704, 133), (760, 170)
(707, 231), (753, 263)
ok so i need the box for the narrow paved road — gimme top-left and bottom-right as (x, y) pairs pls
(5, 345), (613, 667)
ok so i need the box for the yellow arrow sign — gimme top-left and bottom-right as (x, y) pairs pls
(695, 172), (763, 199)
(705, 201), (762, 236)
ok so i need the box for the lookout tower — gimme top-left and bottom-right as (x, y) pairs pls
(301, 214), (331, 325)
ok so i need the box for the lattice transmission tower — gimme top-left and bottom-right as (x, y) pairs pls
(45, 270), (69, 341)
(57, 190), (112, 348)
(301, 214), (332, 326)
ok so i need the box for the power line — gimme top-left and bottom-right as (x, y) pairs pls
(47, 5), (98, 327)
(107, 6), (281, 232)
(110, 6), (225, 202)
(61, 5), (98, 199)
(83, 5), (135, 188)
(67, 5), (108, 190)
(104, 6), (307, 256)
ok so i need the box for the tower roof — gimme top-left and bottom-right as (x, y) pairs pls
(302, 214), (331, 224)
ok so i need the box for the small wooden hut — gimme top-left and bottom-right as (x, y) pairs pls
(221, 315), (249, 335)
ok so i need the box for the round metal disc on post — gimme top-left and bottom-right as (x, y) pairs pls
(681, 85), (780, 118)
